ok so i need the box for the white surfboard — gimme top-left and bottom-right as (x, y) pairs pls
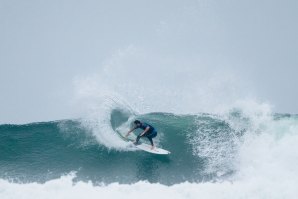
(129, 141), (171, 155)
(117, 132), (170, 155)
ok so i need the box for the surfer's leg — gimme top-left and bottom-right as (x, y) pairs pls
(151, 131), (157, 138)
(146, 131), (156, 146)
(135, 134), (142, 144)
(147, 136), (154, 146)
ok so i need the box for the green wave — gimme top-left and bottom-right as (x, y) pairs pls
(0, 110), (296, 185)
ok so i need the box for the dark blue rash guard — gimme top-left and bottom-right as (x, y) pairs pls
(137, 123), (155, 133)
(135, 122), (157, 146)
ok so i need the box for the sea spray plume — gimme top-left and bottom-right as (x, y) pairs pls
(72, 75), (136, 150)
(69, 45), (255, 153)
(188, 100), (273, 178)
(72, 45), (252, 116)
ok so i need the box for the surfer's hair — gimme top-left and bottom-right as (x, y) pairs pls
(134, 120), (141, 125)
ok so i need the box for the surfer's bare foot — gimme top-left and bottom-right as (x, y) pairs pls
(151, 146), (155, 150)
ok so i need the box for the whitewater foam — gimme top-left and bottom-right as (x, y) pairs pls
(1, 160), (297, 199)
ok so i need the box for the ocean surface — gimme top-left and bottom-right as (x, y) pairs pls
(1, 105), (298, 199)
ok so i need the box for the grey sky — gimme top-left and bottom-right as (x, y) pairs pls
(0, 0), (297, 124)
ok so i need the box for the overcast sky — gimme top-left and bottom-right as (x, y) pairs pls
(0, 0), (297, 124)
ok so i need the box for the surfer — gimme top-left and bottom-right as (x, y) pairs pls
(125, 120), (157, 150)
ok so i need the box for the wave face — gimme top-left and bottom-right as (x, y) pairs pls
(2, 105), (298, 199)
(0, 112), (229, 184)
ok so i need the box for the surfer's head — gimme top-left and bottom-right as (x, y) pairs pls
(134, 120), (141, 126)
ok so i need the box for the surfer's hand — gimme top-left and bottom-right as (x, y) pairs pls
(125, 131), (131, 137)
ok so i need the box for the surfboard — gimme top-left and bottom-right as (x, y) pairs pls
(129, 141), (171, 155)
(117, 132), (171, 155)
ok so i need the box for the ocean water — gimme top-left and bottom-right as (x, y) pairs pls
(1, 104), (298, 199)
(1, 52), (298, 198)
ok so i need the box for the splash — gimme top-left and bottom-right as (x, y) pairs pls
(70, 45), (255, 150)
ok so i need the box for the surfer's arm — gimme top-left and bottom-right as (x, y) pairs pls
(125, 127), (137, 137)
(140, 127), (150, 136)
